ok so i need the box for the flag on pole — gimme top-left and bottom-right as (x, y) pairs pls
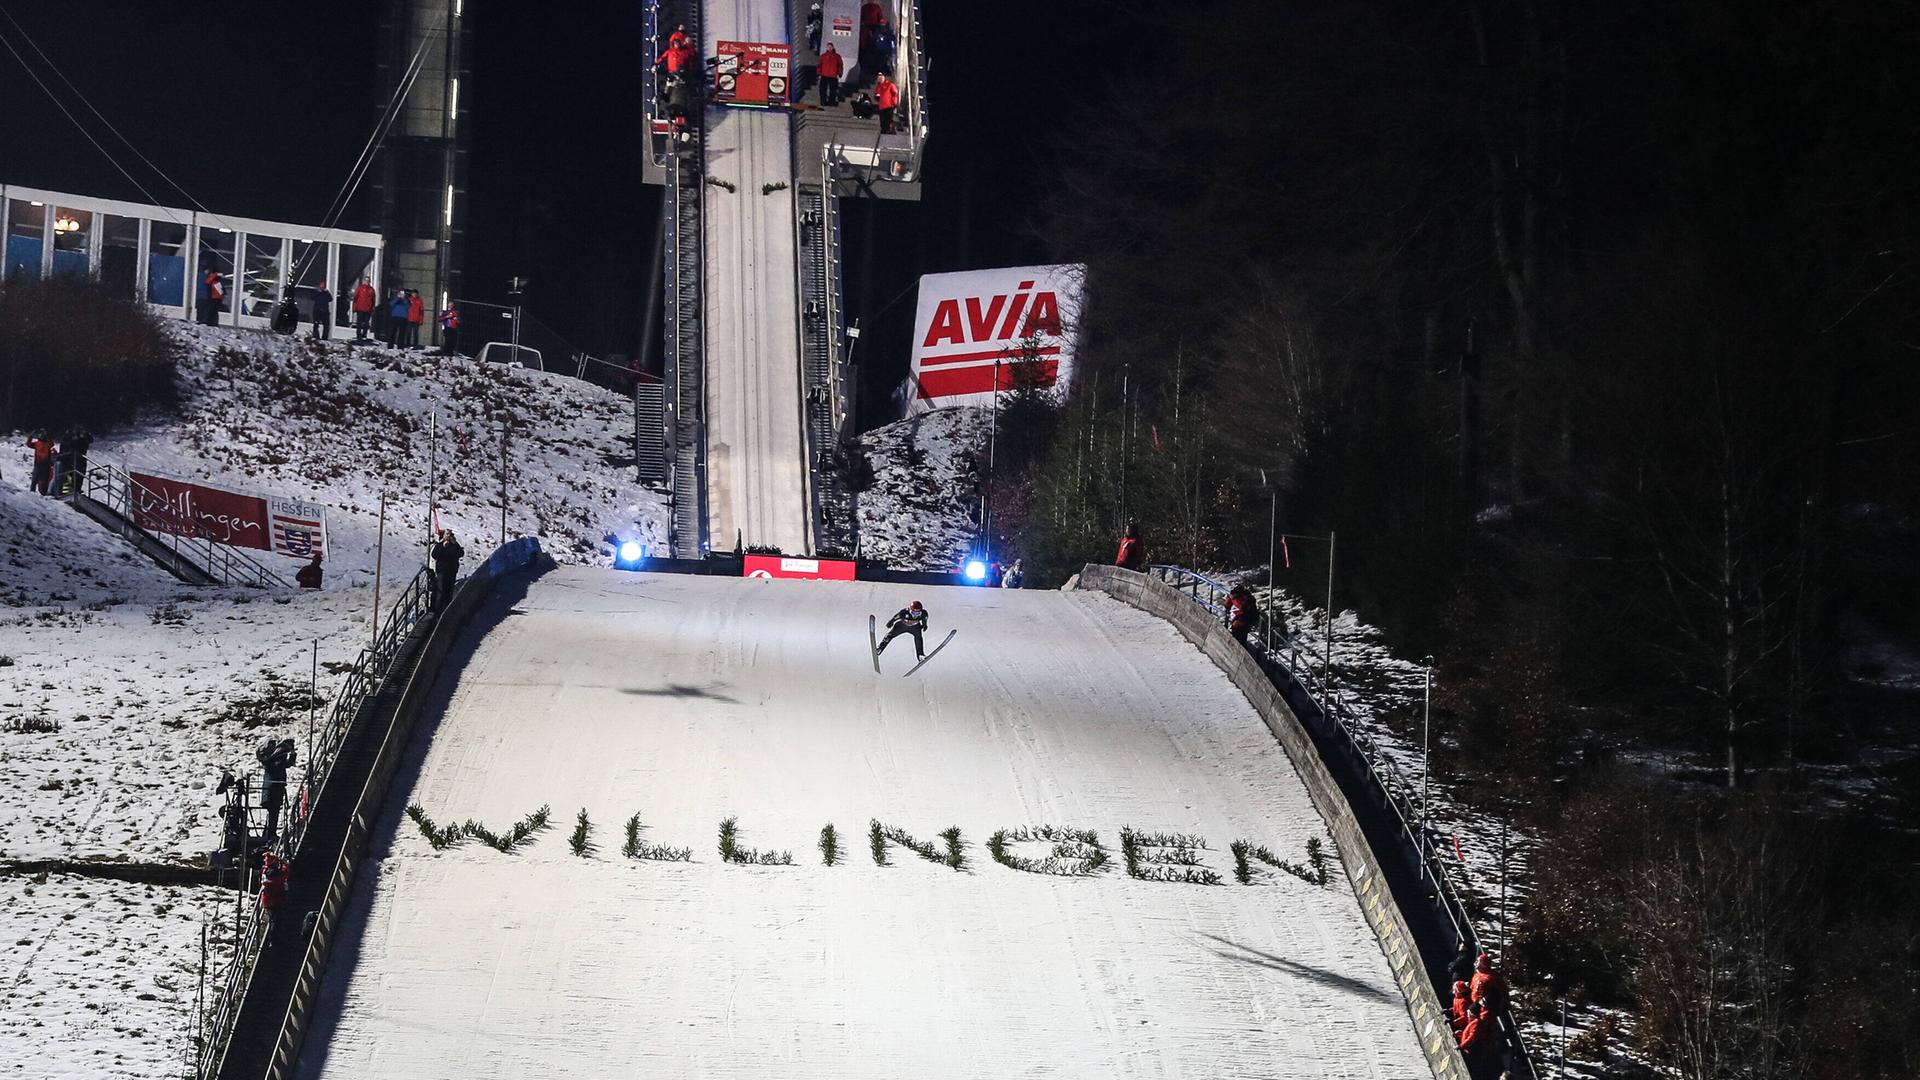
(1281, 537), (1292, 569)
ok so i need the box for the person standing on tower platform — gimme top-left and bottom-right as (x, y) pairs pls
(874, 72), (900, 134)
(437, 303), (460, 354)
(816, 43), (844, 106)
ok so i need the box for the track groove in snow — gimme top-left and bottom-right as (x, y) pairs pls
(303, 569), (1429, 1079)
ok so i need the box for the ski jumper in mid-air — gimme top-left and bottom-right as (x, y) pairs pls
(878, 601), (930, 660)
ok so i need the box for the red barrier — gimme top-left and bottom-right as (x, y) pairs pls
(743, 555), (857, 581)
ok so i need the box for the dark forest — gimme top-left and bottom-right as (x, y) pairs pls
(985, 4), (1920, 1077)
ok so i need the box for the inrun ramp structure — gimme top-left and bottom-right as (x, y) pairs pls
(300, 569), (1432, 1079)
(643, 0), (927, 557)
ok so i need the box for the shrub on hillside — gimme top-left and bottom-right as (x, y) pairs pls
(0, 278), (179, 432)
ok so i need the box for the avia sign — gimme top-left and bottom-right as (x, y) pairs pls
(743, 555), (857, 581)
(908, 264), (1086, 413)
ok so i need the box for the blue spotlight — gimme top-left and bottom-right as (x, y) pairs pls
(615, 540), (646, 569)
(964, 559), (988, 583)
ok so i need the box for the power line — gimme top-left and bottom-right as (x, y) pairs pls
(0, 24), (178, 221)
(0, 4), (211, 220)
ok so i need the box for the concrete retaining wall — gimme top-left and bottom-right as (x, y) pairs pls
(1073, 564), (1470, 1080)
(233, 539), (550, 1080)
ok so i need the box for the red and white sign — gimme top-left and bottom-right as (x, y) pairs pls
(908, 264), (1085, 413)
(743, 555), (857, 581)
(130, 472), (327, 559)
(714, 40), (792, 107)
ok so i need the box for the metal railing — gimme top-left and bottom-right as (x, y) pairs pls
(1148, 563), (1541, 1079)
(71, 460), (286, 589)
(193, 566), (434, 1080)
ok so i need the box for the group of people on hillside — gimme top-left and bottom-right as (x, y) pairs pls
(1450, 948), (1512, 1073)
(21, 427), (91, 497)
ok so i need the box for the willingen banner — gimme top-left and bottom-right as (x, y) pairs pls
(907, 264), (1086, 414)
(129, 472), (328, 560)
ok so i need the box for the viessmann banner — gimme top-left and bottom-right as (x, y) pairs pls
(908, 263), (1086, 413)
(129, 472), (328, 560)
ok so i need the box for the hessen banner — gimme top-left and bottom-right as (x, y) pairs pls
(129, 473), (327, 560)
(743, 555), (858, 581)
(908, 264), (1085, 413)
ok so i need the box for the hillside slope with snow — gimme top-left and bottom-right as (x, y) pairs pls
(1, 325), (673, 1078)
(854, 407), (985, 571)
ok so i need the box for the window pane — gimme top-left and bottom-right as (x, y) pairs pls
(101, 215), (141, 299)
(148, 221), (187, 306)
(5, 200), (45, 282)
(51, 207), (91, 279)
(241, 234), (284, 318)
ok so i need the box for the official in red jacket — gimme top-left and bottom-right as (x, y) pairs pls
(874, 73), (900, 133)
(351, 277), (377, 340)
(1456, 1000), (1494, 1058)
(1470, 953), (1509, 1013)
(816, 42), (844, 107)
(1115, 522), (1147, 572)
(1448, 980), (1472, 1032)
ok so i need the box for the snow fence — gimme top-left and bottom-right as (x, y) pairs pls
(1072, 564), (1472, 1080)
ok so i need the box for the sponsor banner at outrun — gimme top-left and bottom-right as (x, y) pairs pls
(129, 472), (327, 559)
(742, 555), (857, 581)
(908, 263), (1085, 414)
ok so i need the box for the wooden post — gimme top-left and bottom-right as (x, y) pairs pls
(371, 493), (387, 654)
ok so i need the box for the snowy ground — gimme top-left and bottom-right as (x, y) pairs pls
(1, 325), (671, 1074)
(0, 324), (671, 865)
(0, 872), (236, 1080)
(855, 407), (986, 571)
(302, 569), (1431, 1079)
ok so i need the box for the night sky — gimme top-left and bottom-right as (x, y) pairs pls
(0, 1), (1123, 428)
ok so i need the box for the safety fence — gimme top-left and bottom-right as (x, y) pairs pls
(70, 459), (286, 589)
(192, 566), (433, 1080)
(1145, 563), (1541, 1078)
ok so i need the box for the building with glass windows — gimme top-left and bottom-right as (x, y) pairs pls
(1, 183), (384, 331)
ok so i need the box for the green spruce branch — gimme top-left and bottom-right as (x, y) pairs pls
(1120, 826), (1220, 885)
(623, 813), (693, 861)
(406, 803), (464, 850)
(819, 823), (840, 866)
(988, 825), (1109, 875)
(569, 808), (594, 857)
(718, 816), (793, 866)
(460, 805), (551, 853)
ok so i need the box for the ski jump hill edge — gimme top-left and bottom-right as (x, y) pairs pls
(300, 567), (1431, 1079)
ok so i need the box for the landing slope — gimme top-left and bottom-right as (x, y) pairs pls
(304, 569), (1429, 1079)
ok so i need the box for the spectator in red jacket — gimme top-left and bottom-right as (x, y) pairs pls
(1224, 584), (1261, 646)
(816, 42), (844, 107)
(406, 290), (426, 347)
(351, 277), (377, 340)
(1470, 953), (1510, 1013)
(295, 554), (324, 590)
(259, 851), (290, 942)
(1457, 1000), (1494, 1059)
(874, 72), (900, 134)
(26, 430), (56, 495)
(1115, 522), (1146, 571)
